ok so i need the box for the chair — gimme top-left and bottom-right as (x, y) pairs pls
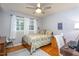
(6, 38), (15, 48)
(54, 34), (65, 55)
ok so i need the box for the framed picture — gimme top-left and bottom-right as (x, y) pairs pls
(58, 23), (63, 30)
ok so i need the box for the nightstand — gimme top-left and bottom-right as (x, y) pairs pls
(0, 37), (7, 56)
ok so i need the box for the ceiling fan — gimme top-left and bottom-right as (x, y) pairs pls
(26, 3), (52, 14)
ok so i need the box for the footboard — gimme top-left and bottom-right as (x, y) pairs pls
(22, 38), (31, 53)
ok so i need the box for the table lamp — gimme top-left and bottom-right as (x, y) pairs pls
(74, 23), (79, 41)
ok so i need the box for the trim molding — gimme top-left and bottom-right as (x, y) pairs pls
(13, 43), (22, 46)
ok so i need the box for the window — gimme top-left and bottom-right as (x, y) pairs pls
(16, 16), (24, 31)
(29, 19), (34, 30)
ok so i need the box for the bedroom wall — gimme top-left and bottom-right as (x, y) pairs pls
(41, 7), (79, 42)
(0, 7), (10, 37)
(0, 7), (3, 36)
(37, 18), (43, 31)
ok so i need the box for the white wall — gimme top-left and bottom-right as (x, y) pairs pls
(0, 7), (3, 35)
(41, 7), (79, 42)
(36, 18), (43, 31)
(0, 8), (11, 37)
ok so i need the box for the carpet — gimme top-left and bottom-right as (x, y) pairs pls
(7, 48), (50, 56)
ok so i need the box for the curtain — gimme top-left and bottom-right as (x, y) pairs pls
(34, 19), (37, 33)
(24, 18), (30, 35)
(9, 15), (16, 39)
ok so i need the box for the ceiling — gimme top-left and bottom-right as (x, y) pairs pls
(0, 3), (79, 18)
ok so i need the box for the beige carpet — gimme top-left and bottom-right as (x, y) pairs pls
(7, 48), (50, 56)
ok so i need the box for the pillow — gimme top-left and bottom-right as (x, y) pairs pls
(46, 31), (51, 35)
(39, 30), (47, 34)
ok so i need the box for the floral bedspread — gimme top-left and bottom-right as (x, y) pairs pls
(22, 34), (51, 53)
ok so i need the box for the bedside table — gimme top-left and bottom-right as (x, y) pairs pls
(0, 37), (7, 56)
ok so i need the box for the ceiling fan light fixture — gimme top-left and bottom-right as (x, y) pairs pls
(35, 8), (42, 13)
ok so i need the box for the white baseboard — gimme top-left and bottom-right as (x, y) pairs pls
(13, 43), (22, 46)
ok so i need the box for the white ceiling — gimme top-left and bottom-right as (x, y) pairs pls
(0, 3), (79, 18)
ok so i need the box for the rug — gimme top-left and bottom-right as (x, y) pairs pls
(7, 48), (49, 56)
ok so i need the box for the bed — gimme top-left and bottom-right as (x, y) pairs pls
(22, 34), (51, 54)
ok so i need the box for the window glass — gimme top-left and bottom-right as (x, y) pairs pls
(16, 16), (24, 31)
(29, 19), (34, 30)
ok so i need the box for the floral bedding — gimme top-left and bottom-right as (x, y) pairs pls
(22, 34), (51, 53)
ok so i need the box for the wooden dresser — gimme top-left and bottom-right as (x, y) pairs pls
(0, 37), (7, 56)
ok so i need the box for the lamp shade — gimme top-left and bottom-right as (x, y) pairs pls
(35, 8), (42, 13)
(74, 23), (79, 29)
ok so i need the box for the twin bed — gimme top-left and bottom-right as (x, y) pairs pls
(22, 34), (52, 54)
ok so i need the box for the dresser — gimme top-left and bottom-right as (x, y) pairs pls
(0, 37), (7, 56)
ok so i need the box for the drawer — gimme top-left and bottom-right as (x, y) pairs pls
(0, 37), (7, 56)
(0, 44), (5, 52)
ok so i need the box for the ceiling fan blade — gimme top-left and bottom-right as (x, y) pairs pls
(26, 7), (35, 9)
(43, 6), (51, 10)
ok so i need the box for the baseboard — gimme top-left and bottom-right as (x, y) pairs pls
(13, 43), (22, 46)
